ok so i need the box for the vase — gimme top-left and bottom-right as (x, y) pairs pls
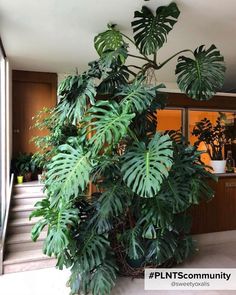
(210, 160), (226, 174)
(17, 175), (24, 184)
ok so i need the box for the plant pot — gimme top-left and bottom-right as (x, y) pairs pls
(24, 172), (32, 182)
(17, 176), (24, 184)
(210, 160), (226, 174)
(38, 174), (43, 183)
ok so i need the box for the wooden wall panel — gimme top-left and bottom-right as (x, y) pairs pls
(12, 70), (57, 155)
(191, 176), (236, 234)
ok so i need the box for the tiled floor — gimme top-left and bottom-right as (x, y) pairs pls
(0, 231), (236, 295)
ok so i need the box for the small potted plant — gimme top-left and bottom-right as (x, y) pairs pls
(192, 113), (230, 173)
(11, 153), (35, 183)
(31, 152), (47, 183)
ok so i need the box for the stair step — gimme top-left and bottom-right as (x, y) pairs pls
(3, 248), (56, 273)
(9, 216), (40, 227)
(11, 204), (36, 212)
(14, 181), (44, 194)
(4, 248), (50, 264)
(10, 210), (36, 219)
(13, 192), (46, 199)
(12, 197), (44, 206)
(7, 240), (44, 252)
(7, 231), (47, 244)
(3, 258), (56, 274)
(8, 217), (41, 234)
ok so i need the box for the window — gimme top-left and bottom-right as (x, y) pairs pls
(156, 109), (183, 132)
(189, 110), (236, 165)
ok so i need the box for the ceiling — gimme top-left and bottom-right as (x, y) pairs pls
(1, 0), (236, 92)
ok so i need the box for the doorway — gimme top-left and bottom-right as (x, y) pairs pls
(12, 70), (57, 155)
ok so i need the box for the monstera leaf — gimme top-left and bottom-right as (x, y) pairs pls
(140, 198), (173, 239)
(121, 133), (173, 198)
(146, 231), (177, 265)
(123, 226), (144, 260)
(89, 259), (117, 295)
(132, 3), (180, 55)
(94, 24), (124, 56)
(56, 75), (96, 124)
(176, 45), (226, 100)
(85, 101), (135, 154)
(90, 183), (129, 234)
(46, 138), (92, 201)
(77, 232), (110, 271)
(100, 45), (128, 68)
(97, 66), (129, 95)
(116, 76), (159, 113)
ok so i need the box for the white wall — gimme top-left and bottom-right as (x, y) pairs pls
(0, 58), (11, 226)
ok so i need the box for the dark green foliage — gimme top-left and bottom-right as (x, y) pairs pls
(132, 3), (180, 55)
(30, 2), (225, 295)
(146, 231), (177, 265)
(121, 133), (173, 198)
(84, 101), (135, 155)
(46, 138), (92, 203)
(116, 76), (160, 114)
(56, 74), (96, 124)
(176, 45), (226, 100)
(11, 153), (35, 176)
(94, 24), (124, 56)
(123, 226), (144, 260)
(192, 114), (229, 160)
(97, 66), (130, 95)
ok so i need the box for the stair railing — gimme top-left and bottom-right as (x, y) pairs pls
(0, 173), (14, 275)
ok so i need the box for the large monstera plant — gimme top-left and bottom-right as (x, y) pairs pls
(30, 2), (225, 295)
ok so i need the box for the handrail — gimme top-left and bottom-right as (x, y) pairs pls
(0, 173), (14, 275)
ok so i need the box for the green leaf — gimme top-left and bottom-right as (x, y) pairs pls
(90, 259), (118, 295)
(174, 236), (196, 264)
(132, 3), (180, 55)
(165, 176), (192, 213)
(90, 183), (130, 234)
(176, 45), (226, 100)
(43, 207), (78, 256)
(146, 231), (177, 265)
(116, 76), (160, 113)
(77, 233), (110, 271)
(31, 198), (79, 257)
(56, 74), (97, 124)
(123, 226), (144, 260)
(100, 45), (128, 68)
(141, 198), (173, 238)
(121, 132), (173, 198)
(31, 219), (47, 242)
(94, 24), (124, 56)
(85, 101), (135, 154)
(46, 138), (92, 201)
(97, 66), (129, 95)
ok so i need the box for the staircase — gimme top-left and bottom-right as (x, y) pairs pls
(2, 181), (56, 274)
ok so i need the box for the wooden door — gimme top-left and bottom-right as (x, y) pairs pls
(12, 70), (57, 155)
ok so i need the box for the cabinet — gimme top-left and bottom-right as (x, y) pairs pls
(191, 175), (236, 234)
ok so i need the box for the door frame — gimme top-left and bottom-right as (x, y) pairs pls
(0, 45), (11, 227)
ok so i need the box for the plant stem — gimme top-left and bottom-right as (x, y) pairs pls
(156, 49), (194, 70)
(127, 64), (143, 70)
(126, 68), (137, 77)
(121, 32), (152, 61)
(127, 53), (151, 63)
